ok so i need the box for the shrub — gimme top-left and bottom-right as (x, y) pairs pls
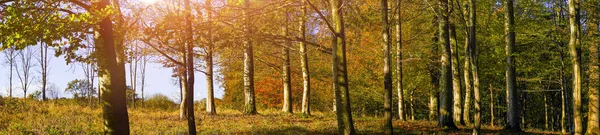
(144, 94), (178, 111)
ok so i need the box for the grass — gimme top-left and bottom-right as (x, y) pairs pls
(0, 98), (562, 134)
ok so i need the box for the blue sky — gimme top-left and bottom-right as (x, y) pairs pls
(0, 47), (224, 102)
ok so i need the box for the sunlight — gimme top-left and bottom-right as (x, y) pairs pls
(141, 0), (159, 5)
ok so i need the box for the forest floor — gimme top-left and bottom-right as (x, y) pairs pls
(0, 98), (562, 135)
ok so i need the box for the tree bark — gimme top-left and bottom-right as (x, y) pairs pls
(330, 0), (356, 134)
(40, 40), (48, 101)
(243, 0), (257, 115)
(184, 0), (197, 133)
(395, 0), (405, 121)
(93, 0), (130, 133)
(450, 24), (464, 125)
(205, 0), (217, 115)
(300, 0), (312, 116)
(282, 8), (293, 113)
(568, 0), (582, 134)
(381, 0), (393, 133)
(141, 55), (147, 108)
(437, 0), (457, 130)
(469, 0), (480, 133)
(587, 4), (600, 134)
(504, 0), (521, 131)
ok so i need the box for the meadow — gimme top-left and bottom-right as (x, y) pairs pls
(0, 97), (561, 135)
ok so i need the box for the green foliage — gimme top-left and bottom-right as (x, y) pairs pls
(64, 79), (96, 99)
(144, 94), (178, 111)
(28, 90), (41, 100)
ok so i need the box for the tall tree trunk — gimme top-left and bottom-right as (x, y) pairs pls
(469, 0), (481, 133)
(587, 5), (600, 134)
(554, 0), (567, 133)
(504, 0), (521, 131)
(180, 74), (187, 119)
(140, 56), (147, 108)
(450, 24), (464, 125)
(300, 0), (312, 115)
(561, 70), (567, 133)
(568, 0), (582, 134)
(93, 0), (130, 133)
(410, 89), (415, 120)
(184, 0), (197, 133)
(282, 8), (293, 113)
(545, 95), (549, 130)
(133, 54), (138, 108)
(205, 0), (217, 115)
(243, 0), (257, 115)
(7, 48), (14, 98)
(490, 84), (494, 127)
(395, 0), (405, 121)
(381, 0), (393, 133)
(437, 0), (457, 130)
(40, 40), (48, 101)
(463, 41), (472, 125)
(330, 0), (356, 134)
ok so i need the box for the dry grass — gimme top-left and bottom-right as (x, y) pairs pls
(0, 98), (563, 134)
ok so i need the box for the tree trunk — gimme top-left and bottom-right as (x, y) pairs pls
(133, 54), (138, 108)
(93, 0), (130, 133)
(395, 0), (405, 121)
(504, 0), (521, 131)
(469, 0), (480, 133)
(184, 0), (197, 133)
(382, 0), (393, 133)
(300, 0), (312, 115)
(490, 84), (494, 127)
(40, 40), (48, 101)
(180, 74), (187, 119)
(450, 24), (464, 125)
(410, 89), (415, 120)
(141, 56), (147, 108)
(243, 0), (257, 115)
(205, 0), (217, 115)
(282, 8), (293, 113)
(437, 0), (457, 130)
(587, 6), (600, 134)
(330, 0), (356, 134)
(568, 0), (582, 134)
(545, 95), (549, 130)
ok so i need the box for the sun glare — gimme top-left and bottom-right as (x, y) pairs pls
(141, 0), (159, 5)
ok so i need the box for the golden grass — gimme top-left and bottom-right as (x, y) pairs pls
(0, 98), (563, 135)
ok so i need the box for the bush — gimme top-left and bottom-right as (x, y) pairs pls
(144, 94), (178, 111)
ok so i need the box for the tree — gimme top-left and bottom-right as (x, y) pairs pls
(281, 7), (293, 113)
(504, 0), (521, 131)
(183, 0), (197, 133)
(65, 79), (96, 99)
(15, 47), (35, 98)
(38, 40), (50, 101)
(299, 0), (312, 116)
(3, 47), (15, 98)
(92, 0), (132, 133)
(587, 0), (600, 133)
(468, 0), (481, 133)
(450, 24), (463, 125)
(437, 0), (457, 130)
(205, 0), (217, 115)
(381, 0), (393, 134)
(243, 0), (258, 115)
(568, 0), (582, 134)
(395, 0), (405, 121)
(329, 0), (356, 134)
